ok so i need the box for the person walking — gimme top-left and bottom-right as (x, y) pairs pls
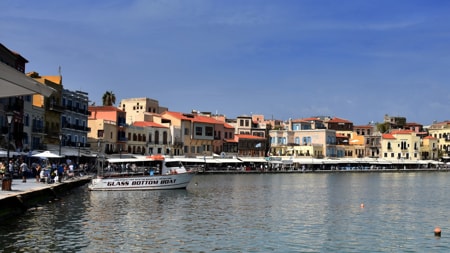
(35, 164), (42, 183)
(20, 161), (28, 183)
(8, 160), (14, 181)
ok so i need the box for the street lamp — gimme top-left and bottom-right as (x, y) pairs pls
(77, 142), (81, 165)
(59, 134), (63, 156)
(6, 112), (13, 177)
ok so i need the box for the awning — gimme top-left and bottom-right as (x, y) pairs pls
(214, 158), (242, 163)
(238, 157), (267, 163)
(0, 62), (55, 97)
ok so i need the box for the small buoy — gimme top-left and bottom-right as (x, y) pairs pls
(434, 227), (441, 237)
(360, 203), (364, 208)
(194, 182), (198, 186)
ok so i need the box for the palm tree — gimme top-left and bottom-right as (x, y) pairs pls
(102, 91), (116, 106)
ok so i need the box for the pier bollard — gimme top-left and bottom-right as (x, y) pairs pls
(1, 177), (12, 191)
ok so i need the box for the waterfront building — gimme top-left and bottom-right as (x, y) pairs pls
(380, 129), (422, 161)
(352, 124), (381, 158)
(0, 43), (29, 153)
(22, 94), (45, 151)
(269, 128), (333, 158)
(324, 116), (353, 135)
(427, 121), (450, 159)
(222, 123), (238, 157)
(130, 121), (170, 155)
(88, 106), (127, 155)
(235, 134), (266, 157)
(229, 114), (267, 137)
(27, 72), (64, 152)
(162, 111), (219, 157)
(118, 97), (168, 125)
(420, 135), (439, 160)
(384, 114), (407, 130)
(61, 89), (90, 151)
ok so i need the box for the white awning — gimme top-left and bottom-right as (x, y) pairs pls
(214, 158), (242, 163)
(0, 62), (55, 97)
(238, 157), (267, 163)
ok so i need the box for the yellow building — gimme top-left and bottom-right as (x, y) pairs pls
(427, 121), (450, 159)
(381, 130), (421, 161)
(421, 136), (439, 160)
(27, 72), (63, 147)
(118, 97), (168, 124)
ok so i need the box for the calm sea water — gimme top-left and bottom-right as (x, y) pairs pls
(1, 172), (450, 252)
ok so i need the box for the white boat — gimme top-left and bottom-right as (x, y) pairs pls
(88, 155), (195, 191)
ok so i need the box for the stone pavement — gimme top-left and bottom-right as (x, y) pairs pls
(0, 176), (91, 200)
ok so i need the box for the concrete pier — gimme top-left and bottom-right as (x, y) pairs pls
(0, 176), (91, 222)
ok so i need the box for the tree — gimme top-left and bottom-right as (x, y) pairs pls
(102, 91), (116, 106)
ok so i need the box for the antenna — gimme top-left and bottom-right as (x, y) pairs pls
(58, 66), (62, 76)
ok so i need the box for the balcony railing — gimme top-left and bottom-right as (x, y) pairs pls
(62, 123), (91, 132)
(64, 105), (90, 115)
(47, 103), (65, 112)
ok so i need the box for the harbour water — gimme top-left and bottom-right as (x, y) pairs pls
(1, 172), (450, 252)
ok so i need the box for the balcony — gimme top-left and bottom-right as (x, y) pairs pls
(31, 126), (45, 134)
(117, 137), (128, 142)
(47, 103), (65, 112)
(62, 123), (91, 132)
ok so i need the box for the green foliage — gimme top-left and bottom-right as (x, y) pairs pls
(102, 91), (116, 106)
(377, 122), (390, 133)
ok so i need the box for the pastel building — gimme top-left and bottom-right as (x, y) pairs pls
(118, 97), (168, 125)
(427, 121), (450, 159)
(88, 106), (127, 155)
(269, 128), (335, 158)
(381, 129), (422, 161)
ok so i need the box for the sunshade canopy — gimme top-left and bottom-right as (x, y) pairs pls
(0, 62), (54, 98)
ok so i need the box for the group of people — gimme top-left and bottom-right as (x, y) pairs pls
(0, 158), (91, 184)
(0, 159), (30, 182)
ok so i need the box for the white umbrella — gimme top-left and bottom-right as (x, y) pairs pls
(31, 151), (63, 158)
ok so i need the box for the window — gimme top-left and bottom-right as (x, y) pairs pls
(163, 131), (168, 144)
(155, 131), (159, 144)
(205, 126), (213, 136)
(24, 114), (29, 127)
(196, 127), (203, 136)
(184, 128), (189, 135)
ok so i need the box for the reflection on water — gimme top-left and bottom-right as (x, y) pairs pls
(1, 173), (450, 252)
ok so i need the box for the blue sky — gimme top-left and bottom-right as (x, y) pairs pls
(1, 0), (450, 125)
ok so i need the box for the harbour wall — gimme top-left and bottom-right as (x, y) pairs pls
(0, 178), (91, 223)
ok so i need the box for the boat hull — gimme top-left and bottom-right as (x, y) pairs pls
(88, 173), (194, 191)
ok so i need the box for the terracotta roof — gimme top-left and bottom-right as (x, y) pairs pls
(390, 129), (414, 135)
(405, 122), (422, 126)
(423, 135), (437, 140)
(235, 134), (265, 140)
(291, 119), (312, 123)
(162, 111), (224, 124)
(382, 133), (396, 139)
(353, 125), (373, 128)
(298, 117), (323, 122)
(327, 117), (352, 123)
(133, 121), (168, 128)
(89, 106), (124, 112)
